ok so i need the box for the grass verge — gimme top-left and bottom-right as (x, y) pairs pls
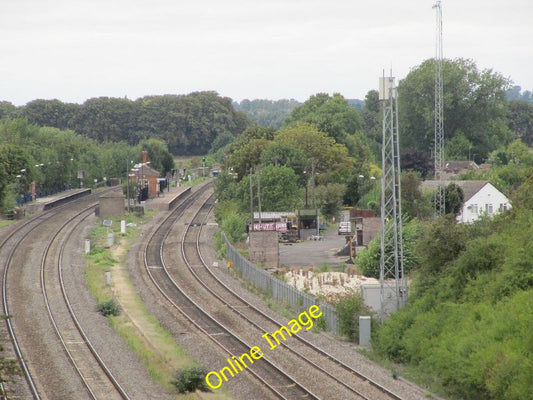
(84, 211), (230, 399)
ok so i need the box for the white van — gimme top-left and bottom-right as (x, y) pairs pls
(338, 221), (351, 235)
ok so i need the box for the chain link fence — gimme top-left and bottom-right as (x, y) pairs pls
(223, 233), (339, 335)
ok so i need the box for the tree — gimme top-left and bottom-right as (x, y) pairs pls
(444, 182), (464, 215)
(138, 139), (174, 175)
(400, 148), (433, 178)
(16, 92), (250, 156)
(399, 58), (512, 163)
(70, 97), (137, 143)
(508, 101), (533, 146)
(228, 138), (270, 183)
(226, 125), (276, 181)
(284, 93), (363, 146)
(344, 131), (376, 174)
(275, 122), (354, 183)
(401, 171), (432, 220)
(356, 219), (421, 279)
(230, 125), (276, 148)
(209, 131), (235, 155)
(361, 90), (382, 158)
(214, 171), (239, 203)
(21, 99), (78, 130)
(236, 165), (303, 212)
(260, 141), (307, 182)
(0, 144), (35, 210)
(235, 98), (300, 128)
(0, 101), (18, 120)
(314, 183), (346, 220)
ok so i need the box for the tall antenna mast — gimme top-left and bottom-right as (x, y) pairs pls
(378, 72), (406, 321)
(433, 0), (445, 215)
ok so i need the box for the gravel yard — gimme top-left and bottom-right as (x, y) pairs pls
(279, 227), (352, 269)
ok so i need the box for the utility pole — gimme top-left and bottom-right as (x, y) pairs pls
(433, 0), (445, 215)
(126, 159), (130, 212)
(257, 164), (262, 225)
(378, 72), (406, 322)
(249, 167), (254, 232)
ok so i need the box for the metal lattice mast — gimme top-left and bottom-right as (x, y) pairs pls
(434, 0), (445, 215)
(379, 74), (406, 322)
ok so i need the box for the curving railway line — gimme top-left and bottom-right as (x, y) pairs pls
(0, 183), (433, 399)
(40, 207), (130, 400)
(143, 182), (422, 399)
(144, 187), (320, 399)
(0, 190), (131, 400)
(180, 194), (403, 399)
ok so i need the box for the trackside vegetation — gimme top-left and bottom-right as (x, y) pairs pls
(372, 181), (533, 399)
(84, 213), (230, 398)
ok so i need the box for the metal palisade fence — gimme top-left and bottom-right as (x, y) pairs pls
(223, 233), (339, 335)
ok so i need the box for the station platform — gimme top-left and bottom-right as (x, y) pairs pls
(25, 188), (92, 214)
(143, 185), (192, 211)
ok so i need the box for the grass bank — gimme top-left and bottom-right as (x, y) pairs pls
(84, 211), (230, 399)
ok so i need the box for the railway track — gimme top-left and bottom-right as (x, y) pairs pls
(144, 184), (318, 399)
(0, 189), (131, 399)
(180, 192), (406, 399)
(40, 207), (130, 400)
(144, 182), (410, 399)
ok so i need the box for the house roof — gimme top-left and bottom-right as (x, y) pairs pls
(420, 180), (489, 201)
(133, 164), (160, 177)
(444, 160), (479, 172)
(253, 212), (293, 220)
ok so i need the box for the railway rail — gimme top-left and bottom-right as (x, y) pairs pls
(40, 207), (130, 399)
(180, 192), (407, 399)
(144, 182), (412, 399)
(143, 184), (318, 399)
(0, 188), (130, 399)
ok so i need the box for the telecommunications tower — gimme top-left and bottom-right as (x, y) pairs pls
(378, 73), (406, 321)
(433, 0), (445, 215)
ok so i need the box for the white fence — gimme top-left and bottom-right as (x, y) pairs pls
(223, 233), (339, 335)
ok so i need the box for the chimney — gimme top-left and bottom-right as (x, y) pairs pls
(142, 151), (148, 163)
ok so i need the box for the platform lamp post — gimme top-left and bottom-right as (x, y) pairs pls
(370, 176), (377, 204)
(358, 175), (365, 207)
(126, 159), (134, 212)
(132, 167), (140, 203)
(35, 163), (45, 199)
(303, 169), (309, 208)
(16, 169), (26, 205)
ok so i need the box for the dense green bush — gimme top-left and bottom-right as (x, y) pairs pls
(356, 219), (421, 279)
(220, 210), (248, 242)
(335, 293), (371, 341)
(171, 366), (211, 393)
(96, 299), (120, 317)
(373, 207), (533, 399)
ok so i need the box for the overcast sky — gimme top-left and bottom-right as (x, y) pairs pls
(1, 0), (531, 106)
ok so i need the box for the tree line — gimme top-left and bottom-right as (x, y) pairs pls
(1, 60), (532, 167)
(0, 119), (174, 212)
(0, 91), (248, 156)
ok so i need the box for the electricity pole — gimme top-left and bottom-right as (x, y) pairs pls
(379, 73), (406, 321)
(433, 0), (445, 215)
(249, 167), (254, 232)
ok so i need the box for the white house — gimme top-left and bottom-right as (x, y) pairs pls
(420, 180), (512, 223)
